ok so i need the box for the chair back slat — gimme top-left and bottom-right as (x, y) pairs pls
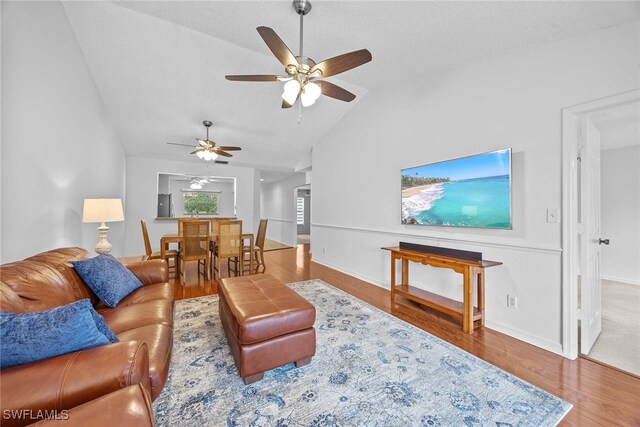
(178, 218), (200, 235)
(217, 220), (242, 258)
(255, 219), (268, 250)
(141, 220), (153, 257)
(209, 217), (236, 236)
(181, 220), (209, 260)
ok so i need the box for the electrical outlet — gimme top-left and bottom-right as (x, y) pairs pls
(546, 208), (560, 223)
(507, 294), (518, 309)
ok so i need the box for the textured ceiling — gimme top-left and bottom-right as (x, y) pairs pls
(62, 1), (640, 176)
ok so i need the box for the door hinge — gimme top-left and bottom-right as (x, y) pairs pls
(577, 309), (582, 320)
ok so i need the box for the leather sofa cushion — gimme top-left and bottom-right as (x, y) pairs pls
(117, 324), (172, 400)
(0, 248), (96, 312)
(219, 274), (316, 345)
(1, 283), (27, 312)
(1, 341), (150, 427)
(27, 384), (154, 427)
(0, 261), (79, 312)
(120, 281), (174, 305)
(95, 282), (174, 310)
(25, 248), (97, 303)
(100, 300), (173, 334)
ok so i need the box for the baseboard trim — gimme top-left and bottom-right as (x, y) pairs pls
(266, 217), (295, 223)
(484, 321), (564, 357)
(312, 255), (567, 358)
(601, 275), (640, 286)
(311, 257), (387, 289)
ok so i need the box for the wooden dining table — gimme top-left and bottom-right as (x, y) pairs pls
(160, 231), (254, 275)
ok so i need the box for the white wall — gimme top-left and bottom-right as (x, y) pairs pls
(311, 20), (640, 355)
(261, 173), (307, 246)
(124, 156), (258, 256)
(601, 145), (640, 284)
(1, 1), (126, 262)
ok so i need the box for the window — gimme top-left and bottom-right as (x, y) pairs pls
(297, 197), (305, 225)
(183, 192), (218, 215)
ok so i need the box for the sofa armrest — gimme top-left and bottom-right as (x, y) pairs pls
(1, 341), (149, 427)
(125, 260), (168, 286)
(26, 384), (155, 427)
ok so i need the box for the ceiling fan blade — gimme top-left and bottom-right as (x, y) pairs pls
(318, 81), (356, 102)
(257, 26), (299, 68)
(196, 138), (210, 148)
(225, 74), (281, 82)
(311, 49), (372, 77)
(215, 150), (233, 158)
(217, 146), (242, 151)
(282, 89), (301, 109)
(167, 142), (196, 148)
(190, 149), (204, 155)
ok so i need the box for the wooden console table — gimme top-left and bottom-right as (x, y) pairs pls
(382, 246), (502, 334)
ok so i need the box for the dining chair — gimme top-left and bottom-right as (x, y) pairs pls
(140, 220), (178, 275)
(179, 220), (210, 281)
(208, 218), (224, 251)
(212, 220), (243, 280)
(230, 218), (268, 275)
(178, 218), (200, 235)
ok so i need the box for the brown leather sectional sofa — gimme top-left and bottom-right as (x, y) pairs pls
(0, 247), (174, 426)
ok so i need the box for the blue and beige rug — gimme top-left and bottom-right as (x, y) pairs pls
(154, 280), (572, 426)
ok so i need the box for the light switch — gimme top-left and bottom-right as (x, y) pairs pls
(546, 208), (560, 223)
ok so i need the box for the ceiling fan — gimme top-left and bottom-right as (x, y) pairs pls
(167, 120), (241, 161)
(175, 176), (209, 189)
(225, 0), (372, 109)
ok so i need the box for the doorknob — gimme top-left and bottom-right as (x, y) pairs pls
(598, 238), (610, 245)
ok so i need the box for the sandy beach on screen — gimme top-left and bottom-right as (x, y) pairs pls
(402, 183), (440, 198)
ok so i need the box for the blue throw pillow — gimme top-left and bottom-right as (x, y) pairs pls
(72, 254), (143, 308)
(0, 299), (115, 369)
(89, 308), (120, 343)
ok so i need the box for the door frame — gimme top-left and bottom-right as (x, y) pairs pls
(561, 89), (640, 359)
(293, 184), (311, 245)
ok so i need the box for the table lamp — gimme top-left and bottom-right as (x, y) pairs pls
(83, 198), (125, 254)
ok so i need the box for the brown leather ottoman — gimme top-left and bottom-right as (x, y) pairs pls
(218, 274), (316, 384)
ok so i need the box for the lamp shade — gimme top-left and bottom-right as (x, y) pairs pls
(82, 199), (124, 223)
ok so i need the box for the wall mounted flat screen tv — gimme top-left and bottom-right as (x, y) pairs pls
(401, 148), (512, 229)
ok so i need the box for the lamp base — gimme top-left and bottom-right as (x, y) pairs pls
(94, 223), (113, 255)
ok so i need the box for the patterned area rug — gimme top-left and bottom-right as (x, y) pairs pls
(154, 280), (571, 426)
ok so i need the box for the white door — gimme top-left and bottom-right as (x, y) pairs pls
(580, 117), (603, 354)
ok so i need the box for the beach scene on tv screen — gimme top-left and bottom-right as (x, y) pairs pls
(401, 149), (512, 229)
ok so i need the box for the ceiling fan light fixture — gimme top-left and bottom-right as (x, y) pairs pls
(196, 151), (205, 159)
(201, 150), (217, 161)
(190, 182), (203, 190)
(300, 82), (321, 107)
(282, 80), (301, 105)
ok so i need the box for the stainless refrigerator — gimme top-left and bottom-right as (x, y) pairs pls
(157, 193), (172, 218)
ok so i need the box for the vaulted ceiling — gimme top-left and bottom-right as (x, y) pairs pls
(62, 1), (640, 179)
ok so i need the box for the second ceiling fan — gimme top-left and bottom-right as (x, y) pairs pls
(225, 0), (372, 109)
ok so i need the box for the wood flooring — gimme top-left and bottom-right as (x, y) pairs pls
(126, 244), (640, 426)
